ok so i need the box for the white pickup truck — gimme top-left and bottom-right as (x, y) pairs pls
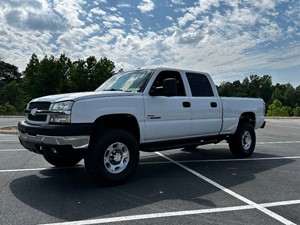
(18, 67), (266, 184)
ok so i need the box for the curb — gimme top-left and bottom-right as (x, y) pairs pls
(0, 126), (18, 135)
(0, 116), (24, 118)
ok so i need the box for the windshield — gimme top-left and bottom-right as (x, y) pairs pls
(96, 69), (154, 92)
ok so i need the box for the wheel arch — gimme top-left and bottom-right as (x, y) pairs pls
(238, 112), (256, 128)
(90, 114), (140, 144)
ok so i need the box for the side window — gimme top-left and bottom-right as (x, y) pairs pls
(151, 71), (186, 96)
(186, 73), (214, 97)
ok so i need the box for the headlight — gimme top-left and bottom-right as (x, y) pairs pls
(50, 101), (74, 123)
(52, 101), (74, 111)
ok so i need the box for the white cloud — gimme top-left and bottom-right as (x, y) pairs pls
(53, 0), (85, 27)
(90, 8), (107, 16)
(166, 16), (173, 21)
(108, 7), (118, 11)
(170, 0), (185, 5)
(117, 3), (131, 8)
(178, 13), (196, 27)
(0, 0), (299, 87)
(198, 0), (220, 11)
(2, 0), (66, 32)
(103, 14), (125, 24)
(137, 0), (155, 13)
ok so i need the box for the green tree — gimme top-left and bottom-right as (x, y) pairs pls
(217, 82), (235, 97)
(284, 86), (296, 107)
(89, 57), (115, 90)
(0, 81), (26, 112)
(23, 54), (41, 99)
(294, 106), (300, 116)
(271, 87), (282, 103)
(58, 54), (72, 93)
(267, 99), (289, 116)
(259, 75), (273, 104)
(294, 85), (300, 106)
(69, 56), (115, 91)
(0, 103), (16, 115)
(0, 60), (22, 87)
(69, 59), (89, 92)
(0, 60), (25, 113)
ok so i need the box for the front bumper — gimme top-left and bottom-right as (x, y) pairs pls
(18, 121), (91, 155)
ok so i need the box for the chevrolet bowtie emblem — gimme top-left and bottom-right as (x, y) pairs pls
(30, 108), (38, 116)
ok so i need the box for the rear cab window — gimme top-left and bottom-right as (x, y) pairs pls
(186, 73), (214, 97)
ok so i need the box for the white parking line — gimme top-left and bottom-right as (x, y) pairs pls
(0, 155), (299, 173)
(0, 166), (84, 173)
(257, 141), (300, 145)
(156, 152), (296, 225)
(0, 140), (18, 142)
(39, 200), (300, 225)
(0, 149), (27, 152)
(1, 152), (298, 224)
(1, 140), (300, 144)
(140, 156), (300, 165)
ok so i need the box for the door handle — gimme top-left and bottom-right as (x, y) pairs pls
(211, 102), (218, 108)
(183, 102), (191, 108)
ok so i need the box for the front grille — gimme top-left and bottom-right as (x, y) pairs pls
(27, 102), (51, 122)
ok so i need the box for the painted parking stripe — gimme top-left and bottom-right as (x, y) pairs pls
(156, 152), (296, 225)
(215, 140), (300, 145)
(140, 155), (300, 165)
(0, 149), (27, 152)
(0, 140), (19, 142)
(262, 200), (300, 208)
(0, 166), (84, 173)
(39, 200), (300, 225)
(1, 140), (300, 144)
(257, 141), (300, 144)
(0, 156), (299, 173)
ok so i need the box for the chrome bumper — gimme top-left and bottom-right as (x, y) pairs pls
(19, 131), (90, 149)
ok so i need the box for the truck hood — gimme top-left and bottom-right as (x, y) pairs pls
(31, 91), (135, 103)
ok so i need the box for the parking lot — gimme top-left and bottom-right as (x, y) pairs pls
(0, 118), (299, 225)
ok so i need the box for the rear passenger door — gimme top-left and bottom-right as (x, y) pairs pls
(186, 73), (222, 136)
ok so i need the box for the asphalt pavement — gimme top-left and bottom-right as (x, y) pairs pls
(0, 118), (299, 225)
(0, 116), (23, 128)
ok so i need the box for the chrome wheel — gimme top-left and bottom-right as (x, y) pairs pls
(104, 142), (130, 174)
(242, 131), (252, 151)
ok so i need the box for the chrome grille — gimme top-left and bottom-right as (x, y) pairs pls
(27, 102), (51, 122)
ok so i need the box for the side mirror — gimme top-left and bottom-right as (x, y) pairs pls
(149, 87), (163, 96)
(149, 78), (178, 96)
(163, 78), (177, 96)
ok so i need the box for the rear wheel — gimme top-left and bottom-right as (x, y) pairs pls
(229, 123), (256, 157)
(43, 153), (83, 167)
(85, 129), (139, 185)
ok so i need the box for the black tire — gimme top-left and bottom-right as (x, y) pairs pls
(43, 153), (83, 167)
(229, 123), (256, 158)
(84, 129), (139, 185)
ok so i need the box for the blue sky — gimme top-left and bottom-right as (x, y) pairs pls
(0, 0), (299, 87)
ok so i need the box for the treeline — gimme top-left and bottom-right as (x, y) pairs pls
(217, 75), (300, 116)
(0, 54), (115, 115)
(0, 54), (300, 116)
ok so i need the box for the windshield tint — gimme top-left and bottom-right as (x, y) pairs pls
(96, 69), (154, 92)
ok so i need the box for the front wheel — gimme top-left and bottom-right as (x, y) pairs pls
(229, 123), (256, 158)
(84, 129), (139, 185)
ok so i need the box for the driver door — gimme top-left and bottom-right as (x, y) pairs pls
(143, 70), (192, 142)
